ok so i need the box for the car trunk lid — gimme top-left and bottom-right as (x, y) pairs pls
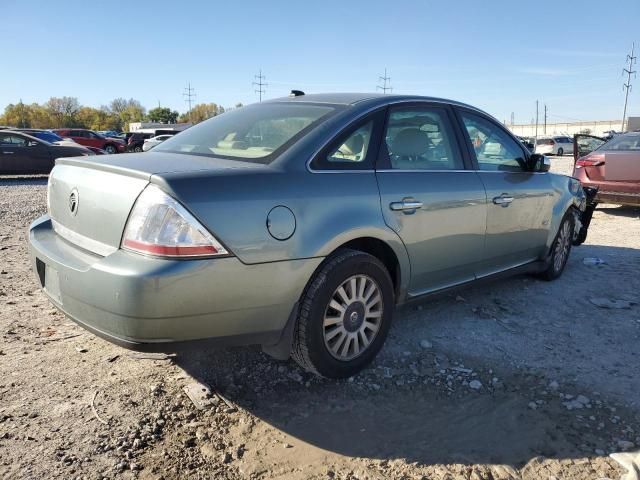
(49, 152), (263, 256)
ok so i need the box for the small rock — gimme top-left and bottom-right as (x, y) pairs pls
(75, 346), (88, 353)
(617, 440), (635, 451)
(595, 449), (605, 455)
(528, 402), (537, 410)
(548, 380), (559, 390)
(576, 395), (590, 405)
(283, 443), (293, 448)
(468, 380), (482, 390)
(419, 340), (433, 349)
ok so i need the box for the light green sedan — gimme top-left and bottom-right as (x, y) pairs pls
(29, 92), (594, 378)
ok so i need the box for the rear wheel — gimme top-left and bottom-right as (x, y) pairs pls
(291, 249), (394, 378)
(104, 144), (117, 154)
(134, 146), (142, 152)
(557, 147), (564, 156)
(539, 214), (574, 280)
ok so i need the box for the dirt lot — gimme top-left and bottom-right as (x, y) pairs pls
(1, 158), (639, 480)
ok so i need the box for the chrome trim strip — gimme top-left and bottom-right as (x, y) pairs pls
(52, 219), (117, 257)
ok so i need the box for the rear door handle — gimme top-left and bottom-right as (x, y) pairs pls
(493, 194), (514, 206)
(390, 199), (423, 212)
(2, 151), (15, 155)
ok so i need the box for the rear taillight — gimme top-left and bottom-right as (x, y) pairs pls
(121, 185), (228, 258)
(575, 158), (604, 168)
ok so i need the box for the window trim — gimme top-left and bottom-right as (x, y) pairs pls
(309, 109), (386, 171)
(375, 102), (470, 172)
(453, 106), (531, 173)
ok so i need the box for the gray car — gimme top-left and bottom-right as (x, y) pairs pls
(29, 92), (592, 378)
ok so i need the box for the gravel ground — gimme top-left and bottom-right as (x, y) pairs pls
(1, 159), (639, 480)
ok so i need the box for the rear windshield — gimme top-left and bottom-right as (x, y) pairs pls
(155, 103), (337, 164)
(598, 134), (640, 152)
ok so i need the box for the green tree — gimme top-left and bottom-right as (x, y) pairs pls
(107, 98), (145, 131)
(0, 102), (32, 127)
(178, 102), (222, 124)
(45, 96), (80, 127)
(148, 107), (179, 124)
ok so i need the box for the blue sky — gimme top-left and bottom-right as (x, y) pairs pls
(2, 0), (639, 124)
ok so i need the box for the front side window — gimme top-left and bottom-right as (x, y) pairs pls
(383, 106), (463, 170)
(0, 134), (27, 146)
(460, 112), (526, 172)
(156, 103), (337, 164)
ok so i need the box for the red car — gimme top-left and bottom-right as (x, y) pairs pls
(573, 132), (640, 206)
(52, 128), (125, 154)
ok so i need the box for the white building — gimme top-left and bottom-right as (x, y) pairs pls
(128, 122), (191, 133)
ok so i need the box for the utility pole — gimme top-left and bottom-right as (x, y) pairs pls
(544, 104), (548, 134)
(510, 112), (515, 126)
(253, 69), (267, 102)
(18, 98), (25, 128)
(377, 68), (393, 94)
(622, 42), (636, 132)
(183, 82), (196, 124)
(535, 100), (539, 141)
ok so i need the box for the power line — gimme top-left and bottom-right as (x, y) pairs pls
(183, 82), (196, 124)
(253, 69), (267, 102)
(622, 42), (636, 132)
(377, 68), (393, 94)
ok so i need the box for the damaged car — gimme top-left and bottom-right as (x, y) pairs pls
(29, 92), (594, 378)
(573, 132), (640, 207)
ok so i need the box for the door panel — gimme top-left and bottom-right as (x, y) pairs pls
(376, 104), (487, 295)
(456, 109), (554, 275)
(377, 172), (487, 294)
(475, 172), (554, 275)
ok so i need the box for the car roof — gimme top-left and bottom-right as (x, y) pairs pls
(265, 92), (486, 112)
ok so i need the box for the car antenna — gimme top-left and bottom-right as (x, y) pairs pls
(289, 90), (305, 97)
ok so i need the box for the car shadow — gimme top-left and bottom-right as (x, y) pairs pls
(596, 204), (640, 218)
(0, 176), (48, 186)
(172, 243), (640, 469)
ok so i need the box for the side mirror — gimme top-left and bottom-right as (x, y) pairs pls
(528, 153), (550, 172)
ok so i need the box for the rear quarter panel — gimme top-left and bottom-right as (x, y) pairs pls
(154, 169), (411, 297)
(545, 173), (583, 249)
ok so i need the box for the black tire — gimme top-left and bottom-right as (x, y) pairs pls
(104, 144), (117, 154)
(557, 147), (564, 156)
(134, 146), (142, 153)
(539, 213), (574, 281)
(291, 249), (394, 378)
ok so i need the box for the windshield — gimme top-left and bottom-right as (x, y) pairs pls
(155, 102), (337, 163)
(597, 134), (640, 152)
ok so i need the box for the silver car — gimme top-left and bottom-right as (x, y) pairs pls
(29, 92), (592, 378)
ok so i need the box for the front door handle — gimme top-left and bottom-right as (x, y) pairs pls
(493, 194), (514, 206)
(1, 151), (15, 155)
(390, 199), (423, 212)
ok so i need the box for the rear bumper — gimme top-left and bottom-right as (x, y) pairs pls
(28, 215), (321, 351)
(596, 191), (640, 206)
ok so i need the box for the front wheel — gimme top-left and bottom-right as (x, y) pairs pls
(557, 147), (564, 156)
(539, 214), (574, 281)
(291, 249), (394, 378)
(104, 144), (117, 154)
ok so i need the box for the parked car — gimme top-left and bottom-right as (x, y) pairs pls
(573, 132), (640, 206)
(535, 136), (574, 156)
(142, 134), (174, 151)
(127, 132), (154, 152)
(516, 136), (535, 152)
(29, 93), (593, 378)
(52, 128), (125, 154)
(0, 131), (93, 174)
(98, 130), (121, 138)
(14, 129), (106, 155)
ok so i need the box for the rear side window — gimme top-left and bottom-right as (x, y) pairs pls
(599, 135), (640, 151)
(382, 106), (463, 170)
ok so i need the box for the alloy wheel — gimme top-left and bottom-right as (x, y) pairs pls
(554, 220), (571, 272)
(323, 274), (383, 361)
